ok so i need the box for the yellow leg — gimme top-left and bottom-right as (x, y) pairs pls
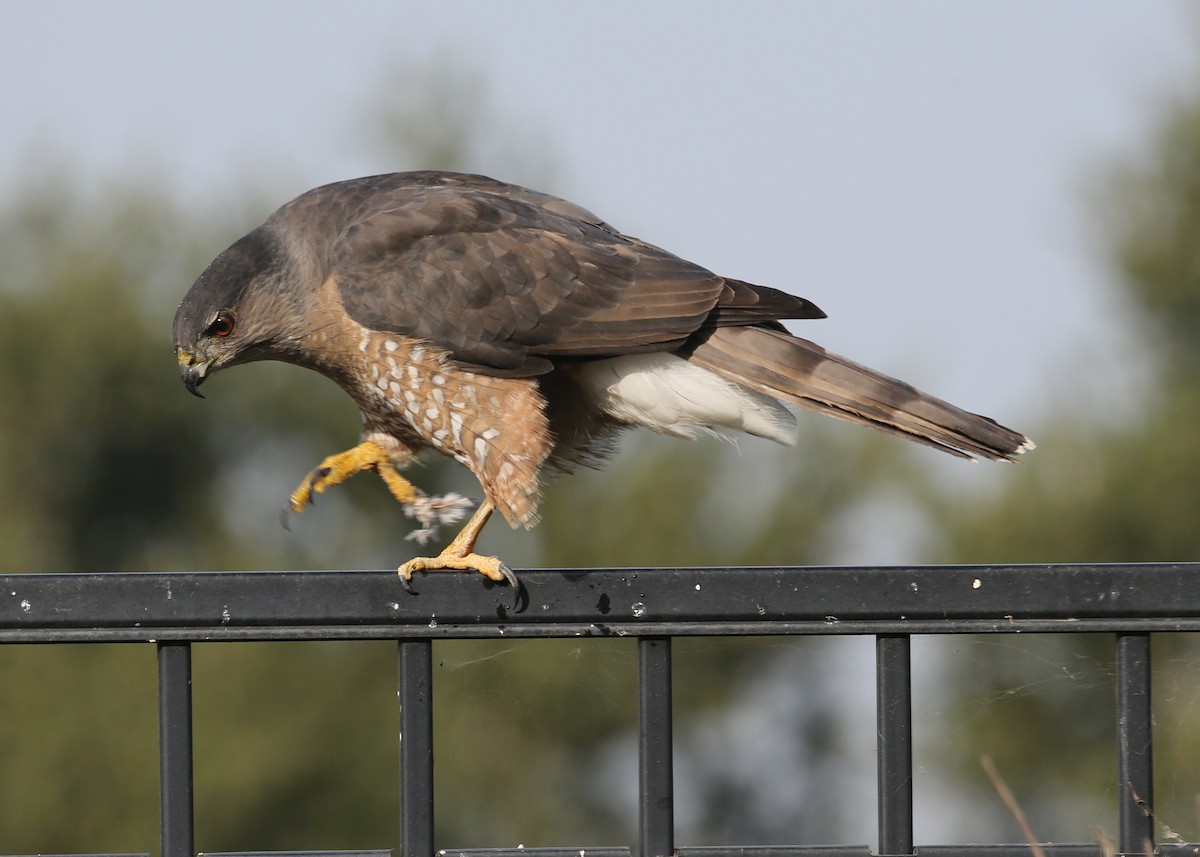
(288, 440), (416, 512)
(399, 499), (516, 588)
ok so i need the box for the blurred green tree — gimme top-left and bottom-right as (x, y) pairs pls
(0, 58), (961, 854)
(0, 66), (546, 852)
(923, 65), (1200, 843)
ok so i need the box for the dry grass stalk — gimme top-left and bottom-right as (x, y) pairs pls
(980, 754), (1046, 857)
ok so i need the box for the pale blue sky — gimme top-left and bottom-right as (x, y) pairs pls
(2, 1), (1195, 426)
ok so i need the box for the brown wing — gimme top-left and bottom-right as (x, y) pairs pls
(308, 173), (822, 376)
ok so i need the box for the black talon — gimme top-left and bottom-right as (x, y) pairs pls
(399, 575), (418, 596)
(303, 466), (333, 507)
(497, 564), (528, 612)
(280, 506), (293, 531)
(498, 562), (518, 590)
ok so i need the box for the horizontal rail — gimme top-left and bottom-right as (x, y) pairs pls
(9, 843), (1190, 857)
(241, 843), (1196, 857)
(1, 563), (1199, 642)
(199, 851), (393, 857)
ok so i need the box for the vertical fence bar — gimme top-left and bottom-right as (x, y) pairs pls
(876, 634), (913, 856)
(638, 636), (674, 857)
(399, 639), (435, 857)
(1116, 632), (1154, 855)
(158, 641), (195, 857)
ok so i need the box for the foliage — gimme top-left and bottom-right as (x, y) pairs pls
(928, 69), (1200, 841)
(0, 68), (894, 852)
(20, 40), (1200, 849)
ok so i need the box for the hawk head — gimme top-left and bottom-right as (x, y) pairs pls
(172, 226), (310, 396)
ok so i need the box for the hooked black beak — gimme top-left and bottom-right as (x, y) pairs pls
(177, 349), (210, 398)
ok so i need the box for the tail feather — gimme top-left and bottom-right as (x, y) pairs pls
(684, 326), (1033, 461)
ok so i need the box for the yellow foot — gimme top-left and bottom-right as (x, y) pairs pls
(287, 440), (415, 513)
(396, 498), (519, 594)
(398, 551), (518, 592)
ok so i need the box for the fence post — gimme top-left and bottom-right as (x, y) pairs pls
(638, 636), (674, 857)
(1116, 631), (1154, 854)
(158, 641), (195, 857)
(400, 639), (435, 857)
(876, 634), (913, 856)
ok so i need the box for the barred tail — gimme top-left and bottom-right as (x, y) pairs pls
(685, 326), (1033, 461)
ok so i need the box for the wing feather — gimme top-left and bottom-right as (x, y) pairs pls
(296, 173), (819, 376)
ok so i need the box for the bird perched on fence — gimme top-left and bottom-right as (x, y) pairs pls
(173, 171), (1032, 590)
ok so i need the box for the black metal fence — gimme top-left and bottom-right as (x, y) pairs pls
(3, 563), (1199, 857)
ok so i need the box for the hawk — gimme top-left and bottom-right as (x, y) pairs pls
(173, 171), (1032, 588)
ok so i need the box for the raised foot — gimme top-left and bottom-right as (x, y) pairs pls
(398, 552), (518, 593)
(287, 440), (415, 514)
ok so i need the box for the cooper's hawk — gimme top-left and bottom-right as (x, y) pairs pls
(173, 171), (1032, 588)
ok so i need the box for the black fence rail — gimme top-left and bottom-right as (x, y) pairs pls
(3, 563), (1199, 857)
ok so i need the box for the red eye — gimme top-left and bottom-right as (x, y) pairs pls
(207, 312), (235, 337)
